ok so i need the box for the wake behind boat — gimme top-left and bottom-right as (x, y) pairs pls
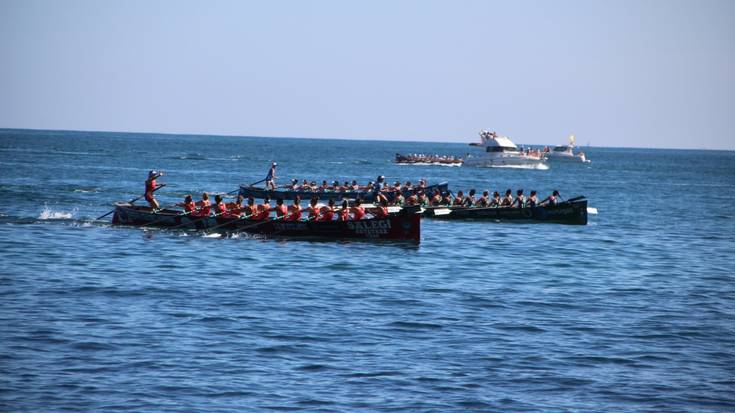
(111, 203), (421, 242)
(463, 130), (548, 169)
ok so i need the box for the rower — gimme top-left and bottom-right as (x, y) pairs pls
(417, 191), (429, 207)
(453, 190), (465, 206)
(393, 192), (405, 206)
(225, 195), (244, 218)
(144, 170), (164, 209)
(430, 190), (442, 206)
(307, 196), (320, 220)
(441, 192), (453, 206)
(243, 196), (256, 217)
(318, 198), (336, 221)
(373, 198), (390, 218)
(490, 191), (501, 207)
(478, 190), (490, 207)
(406, 193), (418, 205)
(213, 195), (228, 216)
(501, 189), (513, 207)
(350, 198), (366, 220)
(194, 192), (211, 217)
(256, 196), (271, 220)
(464, 189), (477, 207)
(512, 189), (526, 208)
(265, 162), (277, 190)
(338, 200), (350, 221)
(351, 180), (359, 191)
(287, 195), (302, 221)
(527, 190), (538, 207)
(177, 194), (196, 215)
(539, 190), (560, 206)
(320, 180), (329, 191)
(274, 198), (288, 218)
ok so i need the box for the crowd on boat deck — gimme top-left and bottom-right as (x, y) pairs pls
(173, 193), (391, 222)
(395, 153), (462, 164)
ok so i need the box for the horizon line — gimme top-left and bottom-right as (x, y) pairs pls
(1, 127), (732, 152)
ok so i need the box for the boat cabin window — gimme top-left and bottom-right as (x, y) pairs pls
(553, 146), (569, 152)
(486, 146), (516, 153)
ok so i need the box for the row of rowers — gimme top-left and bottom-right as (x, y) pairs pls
(285, 177), (429, 192)
(177, 193), (391, 221)
(393, 189), (562, 208)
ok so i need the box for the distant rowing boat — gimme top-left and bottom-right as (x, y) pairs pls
(238, 182), (450, 202)
(421, 197), (588, 225)
(111, 202), (422, 242)
(395, 153), (463, 166)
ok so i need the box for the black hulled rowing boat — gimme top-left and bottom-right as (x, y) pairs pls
(238, 182), (450, 202)
(111, 203), (421, 242)
(421, 197), (588, 225)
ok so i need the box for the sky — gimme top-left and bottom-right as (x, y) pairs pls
(1, 0), (734, 149)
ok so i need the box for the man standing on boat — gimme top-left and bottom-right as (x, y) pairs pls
(265, 162), (277, 190)
(144, 170), (164, 210)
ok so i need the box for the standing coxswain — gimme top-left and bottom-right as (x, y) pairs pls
(144, 170), (164, 209)
(265, 162), (278, 190)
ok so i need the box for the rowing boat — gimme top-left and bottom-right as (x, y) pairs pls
(238, 182), (450, 202)
(421, 197), (588, 225)
(111, 203), (422, 242)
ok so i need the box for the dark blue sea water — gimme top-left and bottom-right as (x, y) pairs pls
(1, 129), (734, 412)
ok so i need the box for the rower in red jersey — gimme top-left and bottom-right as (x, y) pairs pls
(287, 196), (302, 221)
(177, 194), (197, 215)
(225, 195), (244, 218)
(373, 198), (390, 218)
(193, 192), (211, 217)
(307, 196), (320, 220)
(318, 198), (336, 221)
(213, 194), (227, 216)
(242, 196), (256, 217)
(144, 170), (164, 209)
(350, 198), (366, 220)
(274, 198), (288, 218)
(338, 200), (350, 221)
(257, 196), (271, 220)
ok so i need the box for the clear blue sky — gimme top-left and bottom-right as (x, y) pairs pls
(1, 0), (733, 149)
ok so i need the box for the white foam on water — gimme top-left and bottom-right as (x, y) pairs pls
(202, 233), (222, 238)
(38, 205), (77, 220)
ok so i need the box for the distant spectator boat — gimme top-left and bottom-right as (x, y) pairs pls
(462, 130), (548, 169)
(546, 135), (590, 163)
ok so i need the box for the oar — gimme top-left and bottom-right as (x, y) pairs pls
(96, 184), (166, 220)
(226, 178), (268, 195)
(140, 208), (194, 228)
(204, 212), (258, 233)
(229, 210), (297, 234)
(169, 208), (228, 230)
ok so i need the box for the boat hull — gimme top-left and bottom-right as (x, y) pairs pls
(422, 198), (588, 225)
(111, 203), (421, 242)
(238, 182), (450, 201)
(462, 155), (547, 169)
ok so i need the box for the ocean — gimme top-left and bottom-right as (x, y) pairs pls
(1, 128), (733, 412)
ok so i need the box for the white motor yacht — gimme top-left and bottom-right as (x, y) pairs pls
(546, 135), (590, 163)
(462, 130), (548, 169)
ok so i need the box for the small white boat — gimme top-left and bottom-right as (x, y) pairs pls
(546, 135), (590, 163)
(462, 130), (548, 169)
